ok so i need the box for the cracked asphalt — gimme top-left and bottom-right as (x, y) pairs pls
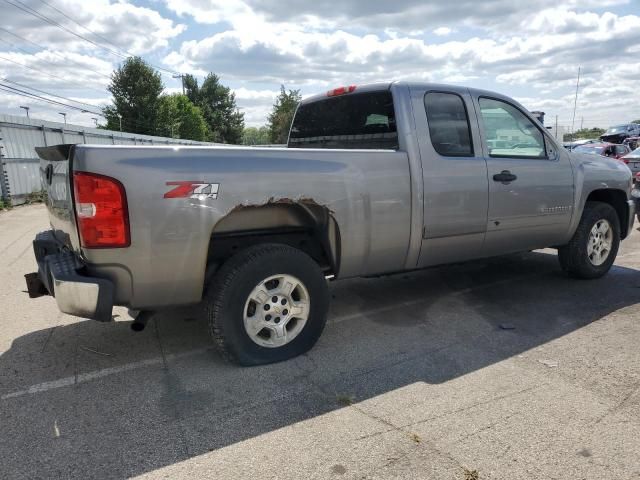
(1, 204), (640, 479)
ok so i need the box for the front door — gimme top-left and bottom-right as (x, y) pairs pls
(475, 96), (574, 256)
(413, 87), (489, 267)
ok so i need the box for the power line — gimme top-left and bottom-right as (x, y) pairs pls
(0, 77), (104, 110)
(0, 82), (103, 115)
(3, 0), (129, 60)
(0, 27), (113, 81)
(36, 0), (177, 75)
(2, 0), (179, 76)
(0, 83), (160, 132)
(0, 54), (109, 97)
(0, 37), (67, 73)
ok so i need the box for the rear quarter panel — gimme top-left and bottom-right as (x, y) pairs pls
(73, 145), (411, 308)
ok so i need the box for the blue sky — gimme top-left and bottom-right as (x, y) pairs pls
(0, 0), (638, 130)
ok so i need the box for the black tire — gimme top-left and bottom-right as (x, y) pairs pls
(205, 243), (329, 366)
(558, 201), (620, 279)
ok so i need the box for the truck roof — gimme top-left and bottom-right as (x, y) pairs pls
(299, 81), (519, 107)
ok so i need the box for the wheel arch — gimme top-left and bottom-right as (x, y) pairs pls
(206, 199), (341, 280)
(584, 189), (630, 238)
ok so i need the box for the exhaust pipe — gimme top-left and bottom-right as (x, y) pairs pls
(24, 272), (49, 298)
(131, 310), (154, 332)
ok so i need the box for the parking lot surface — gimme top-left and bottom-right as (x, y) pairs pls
(1, 204), (640, 479)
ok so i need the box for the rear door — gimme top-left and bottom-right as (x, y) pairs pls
(412, 87), (489, 267)
(474, 96), (574, 256)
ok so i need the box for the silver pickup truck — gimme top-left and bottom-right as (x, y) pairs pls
(28, 81), (635, 365)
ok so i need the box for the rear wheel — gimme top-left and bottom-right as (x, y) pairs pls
(205, 244), (329, 366)
(558, 201), (620, 279)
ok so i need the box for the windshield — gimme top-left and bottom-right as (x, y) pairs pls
(605, 125), (628, 134)
(573, 145), (605, 155)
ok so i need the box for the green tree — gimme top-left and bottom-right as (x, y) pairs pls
(242, 126), (270, 145)
(183, 73), (200, 105)
(632, 119), (640, 125)
(103, 57), (164, 135)
(157, 94), (209, 141)
(181, 73), (244, 144)
(267, 85), (302, 144)
(563, 127), (605, 142)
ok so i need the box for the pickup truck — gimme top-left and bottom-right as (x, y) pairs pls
(28, 81), (635, 366)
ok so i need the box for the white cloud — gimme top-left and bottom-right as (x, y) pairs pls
(3, 0), (185, 54)
(1, 0), (639, 130)
(433, 27), (452, 36)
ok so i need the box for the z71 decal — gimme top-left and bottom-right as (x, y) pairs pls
(164, 181), (220, 200)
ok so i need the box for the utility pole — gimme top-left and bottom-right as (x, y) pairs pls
(91, 117), (98, 126)
(570, 66), (581, 136)
(58, 112), (66, 127)
(580, 117), (584, 130)
(555, 115), (559, 142)
(19, 106), (30, 118)
(117, 113), (122, 132)
(173, 73), (185, 95)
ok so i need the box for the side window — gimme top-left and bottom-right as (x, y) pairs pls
(617, 145), (628, 156)
(424, 92), (473, 157)
(479, 97), (546, 159)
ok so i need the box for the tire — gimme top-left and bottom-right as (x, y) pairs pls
(558, 201), (620, 279)
(205, 243), (329, 366)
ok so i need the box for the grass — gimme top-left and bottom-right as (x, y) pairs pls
(25, 190), (45, 204)
(0, 190), (47, 210)
(336, 394), (355, 406)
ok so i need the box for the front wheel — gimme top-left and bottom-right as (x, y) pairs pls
(205, 244), (329, 366)
(558, 201), (620, 279)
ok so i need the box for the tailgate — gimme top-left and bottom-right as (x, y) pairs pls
(35, 144), (80, 250)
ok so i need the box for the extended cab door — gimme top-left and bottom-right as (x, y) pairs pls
(474, 96), (574, 256)
(412, 87), (489, 267)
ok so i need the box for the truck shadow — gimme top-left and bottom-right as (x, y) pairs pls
(1, 251), (639, 478)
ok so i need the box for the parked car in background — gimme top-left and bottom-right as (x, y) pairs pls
(563, 139), (600, 150)
(632, 171), (640, 223)
(623, 136), (640, 151)
(573, 142), (631, 159)
(622, 147), (640, 175)
(600, 124), (640, 144)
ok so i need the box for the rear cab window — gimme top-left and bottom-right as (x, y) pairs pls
(288, 90), (398, 149)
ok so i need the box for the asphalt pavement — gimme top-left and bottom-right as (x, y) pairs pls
(1, 204), (640, 479)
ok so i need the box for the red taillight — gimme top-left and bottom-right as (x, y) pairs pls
(73, 171), (130, 248)
(327, 85), (357, 97)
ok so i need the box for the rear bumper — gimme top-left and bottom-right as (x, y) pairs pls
(30, 231), (114, 322)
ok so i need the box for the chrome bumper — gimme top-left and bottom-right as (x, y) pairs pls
(29, 231), (114, 322)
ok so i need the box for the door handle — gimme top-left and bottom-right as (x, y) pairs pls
(493, 170), (517, 184)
